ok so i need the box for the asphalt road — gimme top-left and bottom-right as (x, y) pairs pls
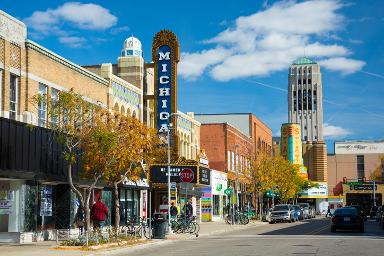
(121, 217), (384, 256)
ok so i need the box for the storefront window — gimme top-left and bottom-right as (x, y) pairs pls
(127, 190), (133, 218)
(119, 189), (126, 225)
(213, 195), (220, 216)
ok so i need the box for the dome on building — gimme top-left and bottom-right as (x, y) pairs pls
(121, 36), (143, 57)
(292, 57), (316, 65)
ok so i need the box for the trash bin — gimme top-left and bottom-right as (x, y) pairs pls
(153, 213), (167, 239)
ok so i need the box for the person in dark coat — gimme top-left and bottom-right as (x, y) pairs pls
(74, 205), (85, 235)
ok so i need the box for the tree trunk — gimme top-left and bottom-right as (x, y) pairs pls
(113, 181), (120, 232)
(253, 191), (257, 218)
(67, 162), (89, 230)
(84, 202), (91, 231)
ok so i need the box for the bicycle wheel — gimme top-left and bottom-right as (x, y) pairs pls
(240, 214), (249, 225)
(225, 214), (232, 224)
(187, 222), (196, 234)
(193, 222), (200, 234)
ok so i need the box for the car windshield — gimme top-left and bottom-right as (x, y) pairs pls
(293, 206), (300, 210)
(334, 208), (358, 216)
(273, 205), (289, 211)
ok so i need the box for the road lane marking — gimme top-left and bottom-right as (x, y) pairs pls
(306, 224), (330, 235)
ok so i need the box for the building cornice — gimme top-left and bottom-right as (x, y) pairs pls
(25, 40), (108, 86)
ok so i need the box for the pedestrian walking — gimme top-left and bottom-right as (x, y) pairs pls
(74, 205), (85, 235)
(326, 205), (331, 217)
(183, 200), (193, 220)
(91, 197), (109, 230)
(170, 202), (178, 218)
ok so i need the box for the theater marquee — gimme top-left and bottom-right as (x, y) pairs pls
(152, 30), (180, 136)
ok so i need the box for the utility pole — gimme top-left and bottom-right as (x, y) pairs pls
(235, 144), (239, 211)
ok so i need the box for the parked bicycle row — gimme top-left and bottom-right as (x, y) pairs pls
(225, 209), (250, 225)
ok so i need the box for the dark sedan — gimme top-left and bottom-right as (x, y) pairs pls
(331, 207), (364, 233)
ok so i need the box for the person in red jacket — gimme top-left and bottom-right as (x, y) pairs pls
(91, 197), (109, 229)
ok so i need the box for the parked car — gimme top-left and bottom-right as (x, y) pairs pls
(269, 204), (294, 224)
(331, 207), (364, 233)
(350, 205), (367, 221)
(298, 203), (311, 219)
(370, 206), (378, 219)
(292, 205), (302, 221)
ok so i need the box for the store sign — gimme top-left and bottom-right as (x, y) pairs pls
(199, 157), (209, 166)
(199, 167), (211, 185)
(350, 184), (377, 191)
(299, 183), (328, 197)
(335, 142), (384, 154)
(40, 186), (53, 216)
(150, 165), (198, 183)
(211, 170), (228, 195)
(123, 177), (149, 188)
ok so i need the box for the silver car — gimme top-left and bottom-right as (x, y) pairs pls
(269, 204), (294, 223)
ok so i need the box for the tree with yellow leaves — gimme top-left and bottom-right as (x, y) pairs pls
(88, 112), (163, 231)
(31, 89), (105, 231)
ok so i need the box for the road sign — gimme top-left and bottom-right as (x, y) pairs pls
(224, 187), (233, 196)
(180, 168), (194, 183)
(180, 182), (194, 190)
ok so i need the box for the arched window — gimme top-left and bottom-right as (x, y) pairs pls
(114, 103), (119, 112)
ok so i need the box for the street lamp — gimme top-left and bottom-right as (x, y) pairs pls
(165, 112), (179, 229)
(234, 144), (239, 211)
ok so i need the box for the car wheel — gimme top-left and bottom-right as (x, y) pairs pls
(331, 226), (336, 232)
(269, 221), (274, 224)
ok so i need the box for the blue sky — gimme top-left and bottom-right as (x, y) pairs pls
(1, 0), (383, 152)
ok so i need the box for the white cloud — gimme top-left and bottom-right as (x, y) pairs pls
(323, 123), (352, 138)
(179, 47), (233, 79)
(180, 0), (364, 81)
(58, 36), (86, 48)
(25, 2), (117, 37)
(319, 57), (366, 74)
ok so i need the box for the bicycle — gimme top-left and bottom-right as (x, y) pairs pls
(171, 215), (199, 236)
(225, 210), (249, 225)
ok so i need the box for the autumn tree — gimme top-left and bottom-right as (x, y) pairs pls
(31, 89), (105, 231)
(93, 113), (162, 231)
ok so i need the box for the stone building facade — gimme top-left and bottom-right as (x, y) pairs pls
(288, 57), (323, 142)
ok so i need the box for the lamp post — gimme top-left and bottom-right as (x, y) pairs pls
(165, 113), (178, 229)
(234, 144), (239, 211)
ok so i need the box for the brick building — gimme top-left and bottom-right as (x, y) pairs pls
(195, 113), (272, 157)
(200, 123), (252, 209)
(197, 113), (272, 210)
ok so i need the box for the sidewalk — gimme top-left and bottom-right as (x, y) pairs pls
(0, 221), (267, 256)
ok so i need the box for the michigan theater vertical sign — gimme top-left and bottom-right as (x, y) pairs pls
(152, 30), (180, 148)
